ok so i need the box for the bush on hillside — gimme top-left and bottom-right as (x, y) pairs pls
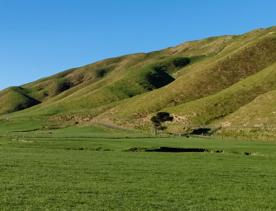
(151, 112), (174, 134)
(50, 78), (72, 96)
(172, 57), (191, 68)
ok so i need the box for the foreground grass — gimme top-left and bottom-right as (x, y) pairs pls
(0, 126), (276, 210)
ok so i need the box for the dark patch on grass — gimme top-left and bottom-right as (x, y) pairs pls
(172, 57), (191, 68)
(65, 147), (111, 151)
(214, 150), (224, 153)
(244, 152), (256, 156)
(10, 128), (40, 133)
(231, 151), (257, 156)
(146, 69), (175, 89)
(50, 78), (73, 95)
(126, 147), (148, 152)
(126, 147), (259, 156)
(96, 68), (108, 78)
(145, 57), (190, 90)
(146, 147), (208, 153)
(126, 147), (209, 153)
(190, 128), (212, 135)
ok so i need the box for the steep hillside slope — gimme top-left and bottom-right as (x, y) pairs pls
(0, 87), (40, 114)
(1, 26), (276, 138)
(3, 32), (235, 117)
(217, 89), (276, 139)
(10, 56), (193, 119)
(22, 55), (144, 102)
(0, 54), (150, 114)
(164, 62), (276, 131)
(41, 56), (190, 113)
(98, 28), (276, 126)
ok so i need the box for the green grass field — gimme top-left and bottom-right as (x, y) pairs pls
(1, 125), (276, 210)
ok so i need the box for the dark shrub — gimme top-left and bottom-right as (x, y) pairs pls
(172, 57), (191, 68)
(151, 112), (174, 134)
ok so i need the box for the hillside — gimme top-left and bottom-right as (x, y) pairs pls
(1, 26), (276, 139)
(217, 89), (276, 139)
(0, 87), (40, 114)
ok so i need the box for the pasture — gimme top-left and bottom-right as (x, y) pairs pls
(0, 125), (276, 210)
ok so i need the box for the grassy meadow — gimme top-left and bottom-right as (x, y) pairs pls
(1, 124), (276, 210)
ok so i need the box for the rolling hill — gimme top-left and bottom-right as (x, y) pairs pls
(1, 26), (276, 139)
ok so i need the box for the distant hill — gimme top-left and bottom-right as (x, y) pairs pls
(1, 26), (276, 139)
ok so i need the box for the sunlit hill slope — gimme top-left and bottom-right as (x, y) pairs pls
(1, 26), (276, 138)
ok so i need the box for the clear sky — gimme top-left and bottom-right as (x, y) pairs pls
(0, 0), (275, 90)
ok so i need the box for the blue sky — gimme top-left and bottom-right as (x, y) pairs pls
(0, 0), (275, 90)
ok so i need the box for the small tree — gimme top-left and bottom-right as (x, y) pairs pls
(151, 112), (174, 135)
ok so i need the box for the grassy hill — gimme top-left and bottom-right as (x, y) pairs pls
(1, 26), (276, 139)
(0, 87), (40, 114)
(217, 89), (276, 139)
(164, 62), (276, 131)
